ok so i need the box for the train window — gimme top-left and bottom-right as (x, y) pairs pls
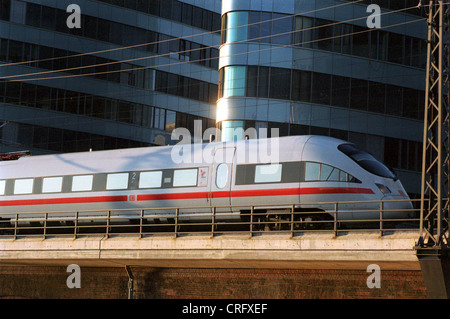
(327, 168), (340, 181)
(139, 171), (163, 189)
(282, 162), (303, 183)
(235, 164), (255, 185)
(42, 177), (63, 193)
(0, 180), (5, 195)
(72, 175), (94, 192)
(320, 164), (334, 181)
(216, 164), (228, 188)
(305, 162), (320, 181)
(304, 162), (360, 183)
(254, 164), (282, 183)
(173, 169), (198, 187)
(106, 173), (129, 190)
(236, 162), (302, 185)
(14, 178), (34, 195)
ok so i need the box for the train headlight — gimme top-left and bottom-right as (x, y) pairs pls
(375, 183), (391, 195)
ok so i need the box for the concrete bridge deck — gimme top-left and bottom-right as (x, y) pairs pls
(0, 230), (422, 270)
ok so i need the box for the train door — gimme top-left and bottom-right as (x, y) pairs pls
(209, 147), (235, 217)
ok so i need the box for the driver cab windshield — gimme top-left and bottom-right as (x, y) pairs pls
(338, 144), (397, 180)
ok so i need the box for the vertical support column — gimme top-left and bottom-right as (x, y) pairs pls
(419, 0), (449, 248)
(417, 248), (450, 298)
(125, 265), (134, 300)
(417, 0), (450, 299)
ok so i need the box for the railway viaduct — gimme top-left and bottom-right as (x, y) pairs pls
(0, 229), (439, 299)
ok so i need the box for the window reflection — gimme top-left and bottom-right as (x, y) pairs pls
(223, 66), (246, 97)
(224, 10), (426, 68)
(226, 11), (248, 43)
(219, 65), (423, 120)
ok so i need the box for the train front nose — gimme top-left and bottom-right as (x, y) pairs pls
(380, 194), (414, 219)
(375, 181), (414, 219)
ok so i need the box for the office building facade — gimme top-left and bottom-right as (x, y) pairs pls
(0, 0), (221, 154)
(218, 0), (427, 196)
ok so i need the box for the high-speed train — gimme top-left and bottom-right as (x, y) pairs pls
(0, 135), (413, 227)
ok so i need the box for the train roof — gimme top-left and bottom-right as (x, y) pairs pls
(0, 135), (349, 178)
(2, 135), (347, 160)
(2, 135), (348, 161)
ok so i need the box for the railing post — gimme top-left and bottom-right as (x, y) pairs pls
(43, 213), (48, 240)
(125, 266), (134, 300)
(14, 213), (18, 240)
(380, 201), (384, 237)
(334, 203), (338, 237)
(290, 205), (295, 238)
(249, 206), (254, 238)
(74, 211), (78, 239)
(174, 208), (179, 238)
(106, 210), (111, 238)
(139, 210), (144, 239)
(211, 207), (216, 238)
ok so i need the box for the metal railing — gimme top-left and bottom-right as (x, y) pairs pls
(0, 198), (423, 239)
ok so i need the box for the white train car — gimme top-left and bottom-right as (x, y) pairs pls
(0, 135), (413, 226)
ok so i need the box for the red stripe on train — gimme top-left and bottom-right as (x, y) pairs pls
(0, 196), (128, 207)
(0, 187), (374, 207)
(301, 187), (374, 195)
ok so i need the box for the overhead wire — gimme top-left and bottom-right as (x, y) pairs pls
(2, 52), (426, 134)
(3, 0), (428, 80)
(0, 17), (427, 84)
(0, 1), (422, 81)
(0, 0), (431, 166)
(0, 13), (428, 126)
(0, 0), (365, 69)
(0, 1), (430, 138)
(0, 3), (428, 84)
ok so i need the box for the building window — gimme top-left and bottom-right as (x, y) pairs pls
(0, 0), (11, 21)
(219, 65), (424, 121)
(352, 25), (370, 58)
(246, 66), (258, 97)
(312, 73), (331, 105)
(388, 33), (404, 64)
(225, 11), (248, 43)
(271, 13), (292, 45)
(350, 78), (368, 111)
(10, 0), (26, 24)
(386, 85), (403, 116)
(222, 66), (246, 97)
(292, 70), (311, 102)
(270, 68), (291, 100)
(294, 16), (314, 48)
(25, 2), (41, 27)
(331, 75), (350, 108)
(221, 120), (245, 142)
(257, 66), (270, 98)
(314, 19), (333, 51)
